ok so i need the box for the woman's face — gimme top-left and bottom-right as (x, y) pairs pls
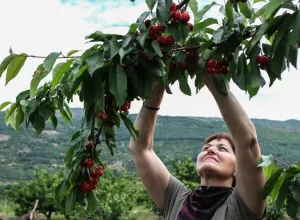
(197, 138), (236, 180)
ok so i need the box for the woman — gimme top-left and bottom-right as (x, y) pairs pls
(128, 73), (267, 220)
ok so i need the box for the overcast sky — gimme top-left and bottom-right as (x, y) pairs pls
(0, 0), (299, 121)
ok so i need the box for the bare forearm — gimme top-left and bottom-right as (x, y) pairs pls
(205, 77), (257, 142)
(129, 84), (164, 152)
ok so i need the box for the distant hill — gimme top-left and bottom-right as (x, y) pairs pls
(0, 108), (299, 186)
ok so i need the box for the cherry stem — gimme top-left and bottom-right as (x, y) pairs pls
(172, 44), (200, 51)
(177, 0), (190, 10)
(94, 122), (103, 147)
(273, 157), (289, 167)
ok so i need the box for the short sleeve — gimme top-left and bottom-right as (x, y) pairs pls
(161, 175), (189, 219)
(226, 189), (267, 220)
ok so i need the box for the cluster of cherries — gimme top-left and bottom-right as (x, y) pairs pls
(80, 135), (105, 193)
(206, 59), (230, 75)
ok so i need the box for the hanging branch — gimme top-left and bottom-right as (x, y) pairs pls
(176, 0), (190, 10)
(273, 157), (289, 167)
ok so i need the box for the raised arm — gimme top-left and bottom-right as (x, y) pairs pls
(128, 84), (170, 209)
(204, 75), (266, 217)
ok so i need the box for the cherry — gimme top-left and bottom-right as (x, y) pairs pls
(86, 159), (94, 168)
(172, 11), (181, 20)
(158, 36), (168, 45)
(215, 63), (224, 73)
(85, 143), (93, 152)
(139, 51), (148, 58)
(180, 62), (188, 71)
(90, 170), (98, 178)
(207, 59), (217, 68)
(170, 2), (177, 11)
(91, 178), (98, 185)
(145, 19), (151, 28)
(80, 182), (92, 193)
(97, 166), (103, 170)
(222, 66), (230, 74)
(80, 161), (87, 167)
(166, 35), (175, 44)
(256, 56), (269, 65)
(91, 184), (97, 190)
(121, 101), (131, 111)
(97, 169), (104, 177)
(87, 135), (93, 141)
(188, 23), (194, 31)
(208, 68), (215, 74)
(181, 12), (190, 23)
(97, 112), (107, 120)
(156, 24), (165, 32)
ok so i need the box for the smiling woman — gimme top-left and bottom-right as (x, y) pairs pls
(128, 72), (267, 220)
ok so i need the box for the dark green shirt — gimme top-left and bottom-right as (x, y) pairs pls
(161, 175), (265, 220)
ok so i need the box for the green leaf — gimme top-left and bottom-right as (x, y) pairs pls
(32, 112), (45, 135)
(146, 0), (157, 10)
(212, 28), (224, 44)
(238, 2), (252, 19)
(120, 112), (139, 140)
(26, 98), (38, 117)
(194, 2), (217, 23)
(225, 0), (234, 22)
(167, 24), (181, 42)
(6, 54), (27, 85)
(151, 40), (163, 57)
(189, 0), (199, 16)
(15, 106), (24, 131)
(136, 11), (150, 29)
(253, 0), (266, 3)
(179, 24), (190, 42)
(65, 187), (77, 214)
(71, 131), (81, 142)
(122, 33), (134, 49)
(109, 62), (127, 106)
(85, 31), (123, 42)
(52, 59), (74, 91)
(257, 154), (273, 167)
(287, 45), (298, 69)
(94, 77), (105, 113)
(247, 22), (269, 54)
(178, 72), (192, 96)
(288, 11), (300, 47)
(30, 64), (49, 98)
(55, 181), (66, 202)
(64, 141), (80, 164)
(0, 102), (11, 111)
(212, 74), (230, 95)
(16, 90), (30, 103)
(86, 50), (104, 76)
(193, 18), (218, 32)
(286, 195), (299, 219)
(271, 36), (287, 77)
(87, 190), (100, 214)
(5, 103), (17, 125)
(109, 38), (121, 60)
(157, 0), (172, 26)
(138, 28), (150, 47)
(234, 53), (248, 90)
(67, 50), (80, 57)
(275, 175), (293, 209)
(264, 0), (282, 19)
(261, 168), (284, 200)
(43, 52), (60, 72)
(290, 174), (300, 205)
(0, 54), (15, 78)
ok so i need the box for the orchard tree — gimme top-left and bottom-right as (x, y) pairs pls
(1, 0), (300, 218)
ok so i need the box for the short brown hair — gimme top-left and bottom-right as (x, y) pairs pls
(204, 132), (235, 154)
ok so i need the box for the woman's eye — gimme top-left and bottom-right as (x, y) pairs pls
(220, 147), (228, 151)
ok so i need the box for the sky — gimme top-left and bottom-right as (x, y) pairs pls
(0, 0), (299, 121)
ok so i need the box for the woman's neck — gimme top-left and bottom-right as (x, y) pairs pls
(200, 176), (233, 187)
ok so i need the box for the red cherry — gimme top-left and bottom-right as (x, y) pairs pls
(80, 161), (87, 167)
(181, 12), (190, 23)
(170, 62), (178, 69)
(215, 63), (224, 73)
(91, 184), (97, 190)
(145, 19), (151, 28)
(187, 51), (196, 60)
(87, 135), (93, 141)
(188, 23), (194, 31)
(85, 143), (93, 152)
(91, 178), (98, 185)
(86, 159), (94, 168)
(156, 24), (165, 32)
(180, 62), (187, 71)
(158, 36), (168, 45)
(150, 25), (161, 35)
(172, 11), (181, 20)
(90, 170), (98, 178)
(97, 169), (104, 177)
(80, 182), (92, 193)
(139, 51), (148, 58)
(166, 35), (175, 44)
(256, 55), (269, 65)
(170, 2), (177, 11)
(121, 101), (131, 111)
(207, 59), (217, 68)
(97, 166), (103, 171)
(97, 112), (107, 120)
(208, 68), (215, 74)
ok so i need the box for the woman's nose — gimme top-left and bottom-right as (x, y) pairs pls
(207, 147), (216, 154)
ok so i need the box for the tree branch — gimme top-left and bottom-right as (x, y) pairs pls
(29, 199), (39, 220)
(273, 157), (289, 167)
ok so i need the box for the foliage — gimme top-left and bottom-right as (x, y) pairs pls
(0, 0), (300, 216)
(5, 169), (64, 219)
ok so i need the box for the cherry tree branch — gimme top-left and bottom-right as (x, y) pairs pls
(29, 199), (39, 220)
(176, 0), (190, 10)
(273, 157), (289, 167)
